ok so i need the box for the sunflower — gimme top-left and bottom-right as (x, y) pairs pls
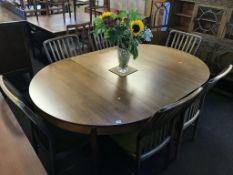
(130, 20), (144, 36)
(102, 11), (112, 19)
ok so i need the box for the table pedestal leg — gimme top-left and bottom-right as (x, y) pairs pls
(90, 128), (100, 175)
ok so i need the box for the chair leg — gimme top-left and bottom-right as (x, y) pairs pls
(164, 142), (172, 169)
(174, 124), (184, 160)
(136, 160), (141, 175)
(192, 117), (200, 141)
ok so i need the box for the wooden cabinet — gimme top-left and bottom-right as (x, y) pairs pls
(0, 21), (33, 75)
(170, 0), (195, 32)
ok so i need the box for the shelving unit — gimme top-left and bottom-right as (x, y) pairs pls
(170, 0), (195, 32)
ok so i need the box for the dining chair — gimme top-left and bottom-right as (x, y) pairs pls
(67, 22), (92, 53)
(0, 75), (88, 175)
(111, 87), (203, 175)
(88, 31), (114, 51)
(25, 0), (49, 17)
(183, 64), (233, 139)
(74, 0), (89, 8)
(88, 0), (110, 17)
(48, 0), (71, 17)
(166, 30), (202, 55)
(43, 34), (83, 63)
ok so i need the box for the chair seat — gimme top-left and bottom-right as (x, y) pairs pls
(111, 131), (139, 155)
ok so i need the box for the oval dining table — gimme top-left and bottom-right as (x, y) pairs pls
(29, 44), (210, 173)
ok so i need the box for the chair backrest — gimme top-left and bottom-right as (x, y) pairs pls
(0, 75), (54, 150)
(48, 0), (70, 15)
(166, 30), (202, 55)
(183, 64), (233, 128)
(67, 22), (91, 39)
(43, 34), (82, 63)
(206, 64), (233, 91)
(136, 87), (203, 161)
(88, 31), (114, 51)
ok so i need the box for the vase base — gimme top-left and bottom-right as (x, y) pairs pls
(117, 66), (128, 74)
(109, 66), (138, 77)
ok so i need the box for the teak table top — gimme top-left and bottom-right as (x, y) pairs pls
(29, 45), (210, 134)
(27, 12), (91, 34)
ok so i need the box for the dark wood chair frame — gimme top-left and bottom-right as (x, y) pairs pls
(43, 34), (83, 63)
(0, 75), (87, 175)
(183, 64), (233, 140)
(117, 87), (203, 175)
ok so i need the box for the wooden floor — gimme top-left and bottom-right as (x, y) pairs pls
(0, 93), (47, 174)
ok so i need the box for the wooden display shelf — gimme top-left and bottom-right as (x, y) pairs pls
(175, 12), (192, 18)
(171, 25), (190, 32)
(170, 0), (195, 32)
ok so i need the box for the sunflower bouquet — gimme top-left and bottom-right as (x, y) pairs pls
(94, 10), (153, 59)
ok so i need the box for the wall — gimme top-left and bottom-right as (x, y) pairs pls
(111, 0), (150, 15)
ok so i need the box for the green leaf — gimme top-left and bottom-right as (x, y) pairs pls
(131, 45), (138, 59)
(119, 10), (128, 18)
(129, 9), (137, 20)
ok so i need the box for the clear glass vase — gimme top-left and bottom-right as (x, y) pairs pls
(117, 47), (130, 74)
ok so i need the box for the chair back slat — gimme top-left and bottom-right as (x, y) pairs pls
(166, 30), (202, 55)
(88, 31), (115, 51)
(136, 87), (203, 161)
(183, 64), (233, 129)
(53, 40), (61, 60)
(43, 34), (82, 63)
(178, 34), (185, 50)
(57, 39), (65, 58)
(174, 33), (181, 49)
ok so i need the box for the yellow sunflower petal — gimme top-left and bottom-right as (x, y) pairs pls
(130, 20), (144, 36)
(102, 11), (112, 18)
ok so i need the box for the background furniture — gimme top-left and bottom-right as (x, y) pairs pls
(170, 0), (195, 32)
(27, 12), (91, 34)
(67, 22), (92, 53)
(166, 29), (202, 55)
(43, 34), (83, 63)
(0, 21), (33, 76)
(85, 0), (110, 17)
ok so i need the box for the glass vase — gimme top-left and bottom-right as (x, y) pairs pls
(117, 47), (130, 74)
